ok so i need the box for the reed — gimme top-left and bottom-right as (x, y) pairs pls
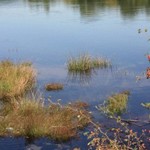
(67, 54), (110, 73)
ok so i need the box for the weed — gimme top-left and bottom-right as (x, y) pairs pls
(86, 118), (147, 150)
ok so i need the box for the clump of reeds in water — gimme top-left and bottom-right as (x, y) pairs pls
(0, 60), (35, 101)
(99, 91), (130, 115)
(0, 98), (90, 141)
(67, 54), (111, 73)
(45, 83), (63, 91)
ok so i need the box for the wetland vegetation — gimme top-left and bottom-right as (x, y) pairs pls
(0, 98), (90, 141)
(99, 91), (130, 115)
(67, 54), (110, 73)
(0, 60), (90, 141)
(0, 0), (150, 149)
(0, 59), (149, 149)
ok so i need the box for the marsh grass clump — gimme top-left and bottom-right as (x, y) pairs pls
(99, 91), (130, 115)
(45, 83), (63, 91)
(0, 98), (90, 141)
(0, 60), (35, 100)
(67, 54), (110, 73)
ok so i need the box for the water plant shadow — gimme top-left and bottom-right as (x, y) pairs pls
(67, 70), (93, 85)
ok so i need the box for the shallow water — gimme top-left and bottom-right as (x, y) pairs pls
(0, 0), (150, 149)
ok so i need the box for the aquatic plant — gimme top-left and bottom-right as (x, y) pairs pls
(0, 60), (35, 101)
(99, 91), (130, 115)
(0, 98), (90, 141)
(141, 103), (150, 109)
(45, 83), (63, 91)
(92, 57), (110, 69)
(67, 54), (110, 73)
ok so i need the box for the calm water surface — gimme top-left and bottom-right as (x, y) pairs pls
(0, 0), (150, 149)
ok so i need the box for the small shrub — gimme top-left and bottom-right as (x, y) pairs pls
(86, 120), (147, 150)
(45, 83), (63, 91)
(0, 60), (36, 101)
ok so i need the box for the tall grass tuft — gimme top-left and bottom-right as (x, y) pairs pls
(0, 98), (90, 141)
(67, 54), (110, 73)
(99, 91), (130, 115)
(0, 60), (36, 100)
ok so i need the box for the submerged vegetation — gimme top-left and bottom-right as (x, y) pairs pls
(0, 98), (90, 141)
(45, 83), (63, 91)
(0, 60), (35, 101)
(99, 91), (130, 115)
(67, 54), (110, 73)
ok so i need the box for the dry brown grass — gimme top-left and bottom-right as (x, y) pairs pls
(45, 83), (63, 91)
(0, 99), (90, 141)
(0, 60), (36, 101)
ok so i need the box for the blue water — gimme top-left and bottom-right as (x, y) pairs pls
(0, 0), (150, 149)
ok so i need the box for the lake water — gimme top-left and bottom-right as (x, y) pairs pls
(0, 0), (150, 149)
